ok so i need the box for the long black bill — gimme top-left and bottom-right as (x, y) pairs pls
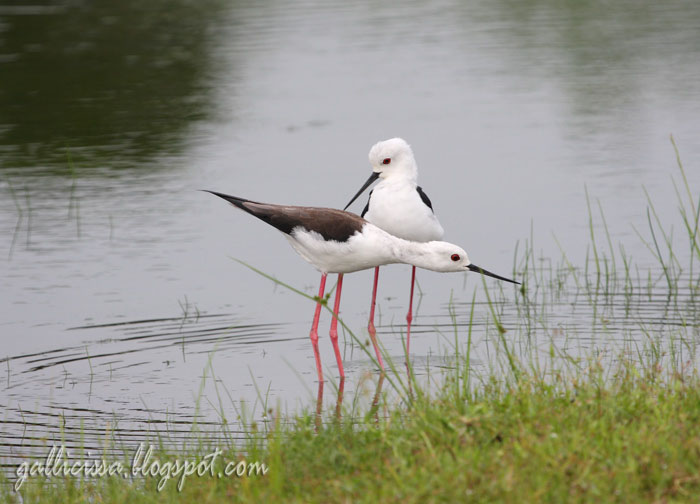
(343, 171), (380, 211)
(467, 263), (520, 285)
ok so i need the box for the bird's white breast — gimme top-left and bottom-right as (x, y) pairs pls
(364, 180), (444, 242)
(285, 224), (401, 274)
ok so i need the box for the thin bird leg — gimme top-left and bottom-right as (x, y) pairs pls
(406, 266), (417, 358)
(315, 380), (324, 432)
(310, 273), (327, 383)
(329, 273), (345, 379)
(370, 373), (386, 425)
(367, 266), (385, 369)
(335, 377), (345, 421)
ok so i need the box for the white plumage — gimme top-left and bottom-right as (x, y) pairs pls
(362, 138), (444, 242)
(287, 225), (468, 274)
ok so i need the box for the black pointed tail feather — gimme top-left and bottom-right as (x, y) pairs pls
(467, 263), (520, 285)
(204, 189), (319, 238)
(203, 190), (281, 230)
(202, 190), (252, 211)
(204, 190), (274, 223)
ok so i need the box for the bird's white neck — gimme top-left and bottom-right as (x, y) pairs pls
(385, 237), (452, 273)
(392, 241), (432, 270)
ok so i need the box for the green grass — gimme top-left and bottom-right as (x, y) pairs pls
(229, 365), (700, 503)
(4, 357), (700, 503)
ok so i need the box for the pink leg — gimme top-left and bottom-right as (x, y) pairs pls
(370, 373), (385, 424)
(406, 266), (416, 358)
(329, 274), (345, 379)
(310, 273), (327, 383)
(367, 266), (385, 369)
(315, 380), (324, 432)
(335, 377), (345, 421)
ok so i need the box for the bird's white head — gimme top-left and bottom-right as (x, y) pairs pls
(418, 241), (472, 273)
(415, 241), (520, 284)
(368, 137), (418, 182)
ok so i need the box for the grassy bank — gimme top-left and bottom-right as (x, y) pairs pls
(4, 357), (700, 502)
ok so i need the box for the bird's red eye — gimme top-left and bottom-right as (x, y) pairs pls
(451, 254), (460, 261)
(382, 158), (391, 165)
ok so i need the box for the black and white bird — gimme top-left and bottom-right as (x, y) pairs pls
(343, 138), (445, 365)
(207, 190), (518, 383)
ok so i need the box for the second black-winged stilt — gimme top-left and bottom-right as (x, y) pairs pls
(343, 138), (445, 365)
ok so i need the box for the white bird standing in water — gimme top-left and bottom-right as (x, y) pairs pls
(343, 138), (445, 366)
(206, 190), (518, 383)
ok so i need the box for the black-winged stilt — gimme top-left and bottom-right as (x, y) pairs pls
(206, 190), (518, 383)
(343, 138), (446, 364)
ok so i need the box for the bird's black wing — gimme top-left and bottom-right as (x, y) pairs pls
(361, 190), (373, 218)
(416, 186), (434, 213)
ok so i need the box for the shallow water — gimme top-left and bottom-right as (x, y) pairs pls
(2, 0), (700, 474)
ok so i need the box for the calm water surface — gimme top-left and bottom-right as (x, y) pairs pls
(2, 0), (700, 471)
